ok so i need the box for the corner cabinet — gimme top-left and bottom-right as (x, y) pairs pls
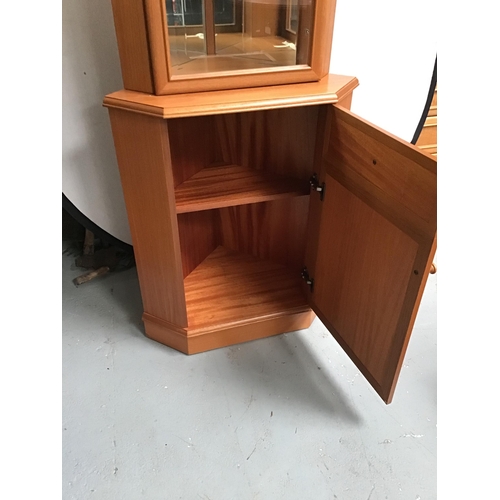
(104, 75), (436, 404)
(110, 0), (336, 94)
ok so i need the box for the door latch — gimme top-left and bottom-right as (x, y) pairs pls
(309, 173), (325, 201)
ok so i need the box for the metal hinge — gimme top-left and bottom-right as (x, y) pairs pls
(301, 267), (314, 292)
(309, 173), (325, 200)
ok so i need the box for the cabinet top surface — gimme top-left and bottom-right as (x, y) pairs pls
(103, 74), (358, 119)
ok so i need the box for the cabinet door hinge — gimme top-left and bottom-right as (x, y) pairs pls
(309, 173), (325, 201)
(301, 267), (314, 292)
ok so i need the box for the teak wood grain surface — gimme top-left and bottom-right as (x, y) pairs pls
(167, 106), (318, 213)
(103, 0), (436, 401)
(110, 0), (155, 93)
(217, 197), (310, 273)
(183, 246), (310, 333)
(108, 108), (187, 327)
(305, 105), (437, 403)
(174, 164), (309, 213)
(105, 75), (436, 404)
(103, 74), (359, 118)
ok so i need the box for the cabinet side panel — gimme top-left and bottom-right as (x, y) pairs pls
(108, 108), (187, 327)
(178, 211), (219, 278)
(218, 197), (310, 272)
(110, 0), (154, 93)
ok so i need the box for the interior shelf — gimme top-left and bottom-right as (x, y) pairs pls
(175, 164), (309, 214)
(184, 246), (309, 333)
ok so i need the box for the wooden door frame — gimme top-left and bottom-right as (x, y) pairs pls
(143, 0), (336, 94)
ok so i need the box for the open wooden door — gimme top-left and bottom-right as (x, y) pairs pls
(305, 105), (437, 404)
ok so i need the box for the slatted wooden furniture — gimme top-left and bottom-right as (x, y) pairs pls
(417, 86), (437, 158)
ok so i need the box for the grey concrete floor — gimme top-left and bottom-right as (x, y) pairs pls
(62, 244), (437, 500)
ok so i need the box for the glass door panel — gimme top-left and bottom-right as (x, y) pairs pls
(166, 0), (207, 69)
(214, 0), (236, 25)
(167, 0), (315, 77)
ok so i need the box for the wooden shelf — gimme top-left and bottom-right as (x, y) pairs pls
(184, 246), (309, 333)
(175, 164), (309, 214)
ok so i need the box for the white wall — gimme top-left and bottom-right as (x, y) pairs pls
(62, 0), (436, 245)
(330, 0), (436, 140)
(62, 0), (131, 243)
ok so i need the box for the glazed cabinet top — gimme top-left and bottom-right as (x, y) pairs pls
(110, 0), (337, 94)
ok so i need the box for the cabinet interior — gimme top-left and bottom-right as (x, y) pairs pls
(167, 105), (324, 331)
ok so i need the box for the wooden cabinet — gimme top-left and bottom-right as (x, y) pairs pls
(417, 86), (437, 157)
(104, 75), (436, 404)
(110, 0), (336, 94)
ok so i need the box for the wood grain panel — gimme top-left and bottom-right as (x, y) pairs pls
(240, 106), (320, 180)
(307, 106), (437, 403)
(310, 176), (436, 403)
(312, 177), (419, 386)
(108, 109), (187, 326)
(143, 309), (315, 354)
(103, 74), (359, 118)
(218, 197), (310, 272)
(185, 311), (315, 353)
(175, 165), (309, 213)
(177, 211), (218, 278)
(184, 246), (309, 332)
(166, 116), (217, 187)
(324, 105), (437, 241)
(110, 0), (154, 93)
(214, 113), (240, 164)
(416, 116), (437, 146)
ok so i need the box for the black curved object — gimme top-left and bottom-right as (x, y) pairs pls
(62, 193), (133, 252)
(411, 57), (437, 145)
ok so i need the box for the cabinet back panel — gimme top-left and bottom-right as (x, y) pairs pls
(167, 116), (219, 187)
(217, 197), (309, 272)
(168, 105), (322, 188)
(178, 197), (310, 279)
(214, 105), (322, 180)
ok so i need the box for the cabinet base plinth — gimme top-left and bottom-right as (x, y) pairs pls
(143, 310), (315, 354)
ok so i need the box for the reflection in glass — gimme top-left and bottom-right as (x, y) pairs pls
(286, 0), (298, 34)
(166, 0), (314, 77)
